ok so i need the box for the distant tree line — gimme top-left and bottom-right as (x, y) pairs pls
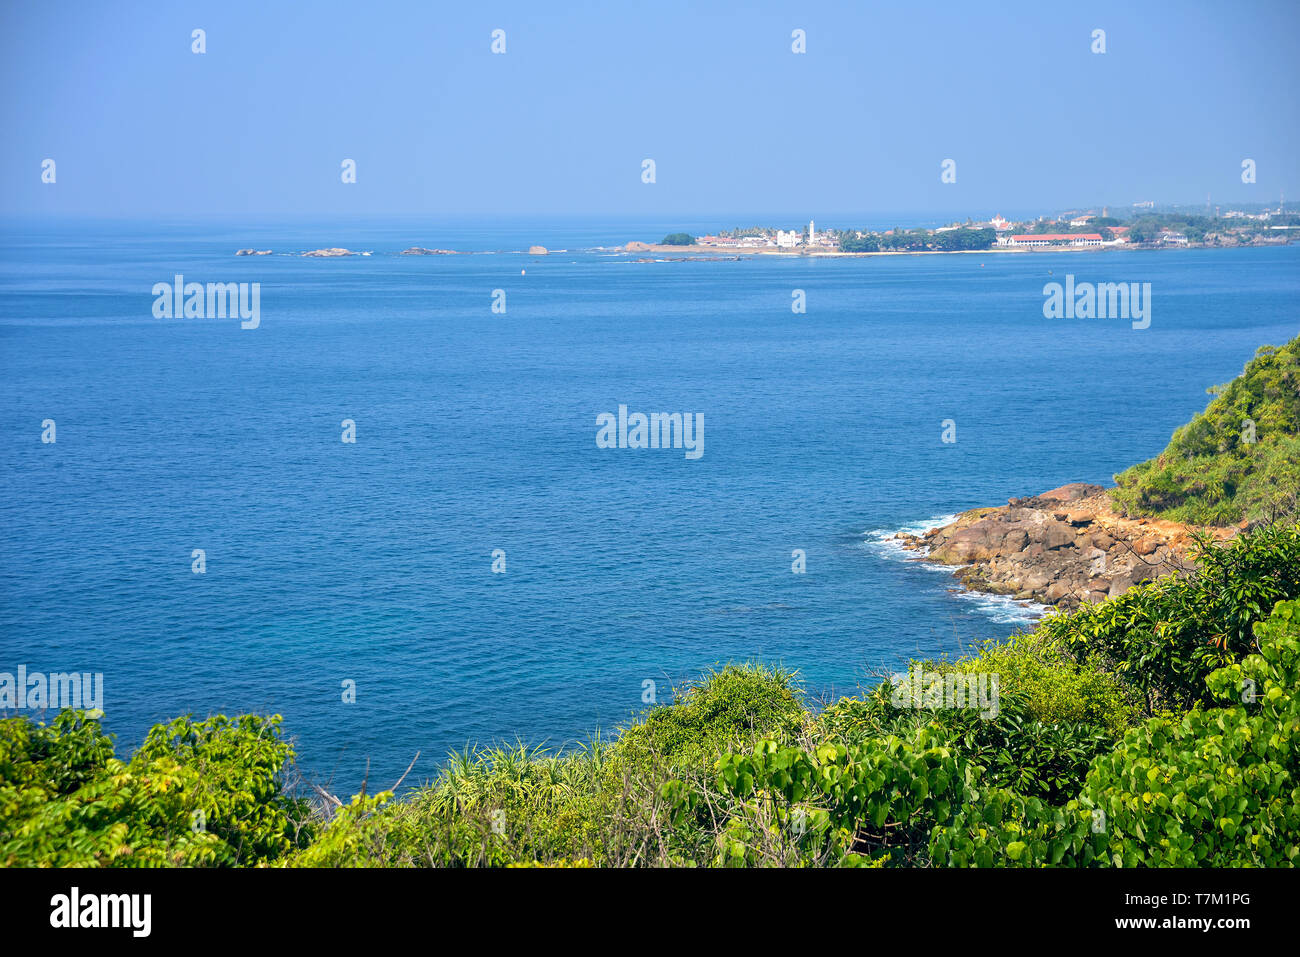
(844, 227), (995, 252)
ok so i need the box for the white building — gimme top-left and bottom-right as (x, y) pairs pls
(776, 229), (801, 248)
(1004, 233), (1105, 248)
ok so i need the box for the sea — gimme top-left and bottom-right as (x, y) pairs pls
(1, 216), (1296, 794)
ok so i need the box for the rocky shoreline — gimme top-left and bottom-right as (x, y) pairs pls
(894, 483), (1239, 610)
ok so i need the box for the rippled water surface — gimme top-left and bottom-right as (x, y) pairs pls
(2, 218), (1296, 791)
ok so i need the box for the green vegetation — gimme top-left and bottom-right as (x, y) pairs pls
(861, 226), (996, 252)
(1111, 336), (1300, 525)
(1040, 524), (1300, 713)
(5, 523), (1298, 868)
(839, 234), (880, 253)
(1122, 210), (1299, 244)
(879, 228), (936, 251)
(0, 713), (311, 866)
(929, 227), (996, 251)
(932, 598), (1300, 867)
(660, 233), (694, 246)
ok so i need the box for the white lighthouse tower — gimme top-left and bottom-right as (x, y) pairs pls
(807, 219), (815, 246)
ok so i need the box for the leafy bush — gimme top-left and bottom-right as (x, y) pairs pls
(712, 726), (971, 866)
(132, 714), (311, 862)
(951, 633), (1141, 734)
(614, 663), (806, 770)
(931, 599), (1300, 867)
(0, 711), (309, 867)
(703, 638), (1128, 866)
(1041, 523), (1300, 711)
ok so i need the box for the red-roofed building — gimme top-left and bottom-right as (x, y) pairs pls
(1000, 233), (1105, 248)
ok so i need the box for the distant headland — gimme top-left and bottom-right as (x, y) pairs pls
(631, 203), (1297, 257)
(230, 203), (1297, 259)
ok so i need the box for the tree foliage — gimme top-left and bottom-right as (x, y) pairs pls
(0, 712), (310, 867)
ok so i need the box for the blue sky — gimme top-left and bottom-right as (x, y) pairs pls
(2, 0), (1297, 218)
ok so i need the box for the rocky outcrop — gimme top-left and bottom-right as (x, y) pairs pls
(235, 249), (271, 256)
(399, 247), (458, 255)
(528, 245), (548, 256)
(895, 483), (1239, 610)
(623, 241), (653, 252)
(301, 248), (359, 257)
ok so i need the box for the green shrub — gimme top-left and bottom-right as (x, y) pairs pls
(132, 714), (311, 863)
(286, 792), (394, 868)
(1042, 524), (1300, 712)
(931, 599), (1300, 867)
(952, 633), (1141, 733)
(712, 725), (972, 866)
(614, 663), (806, 770)
(0, 711), (309, 867)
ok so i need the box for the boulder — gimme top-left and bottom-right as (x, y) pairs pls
(1134, 537), (1160, 556)
(1023, 570), (1052, 591)
(1044, 581), (1072, 602)
(1042, 523), (1076, 550)
(1039, 483), (1105, 503)
(1001, 528), (1029, 554)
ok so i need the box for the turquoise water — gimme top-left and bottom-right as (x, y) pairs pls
(1, 218), (1297, 792)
